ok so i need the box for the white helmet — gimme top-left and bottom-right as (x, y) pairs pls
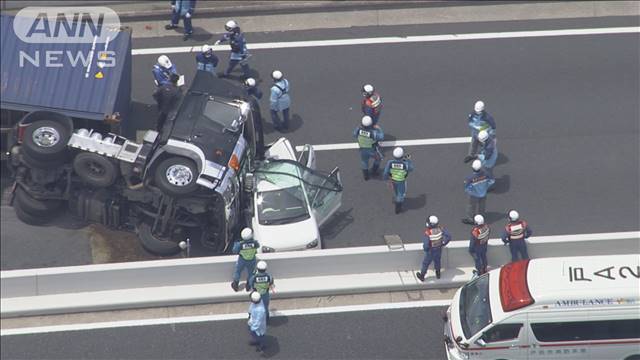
(241, 227), (253, 240)
(427, 215), (439, 226)
(244, 78), (256, 87)
(508, 210), (520, 222)
(250, 291), (261, 303)
(272, 70), (283, 80)
(225, 20), (238, 32)
(474, 100), (485, 114)
(472, 159), (482, 171)
(202, 44), (213, 54)
(477, 130), (489, 143)
(474, 214), (485, 225)
(362, 84), (374, 96)
(256, 260), (267, 271)
(157, 55), (172, 69)
(393, 147), (404, 159)
(361, 115), (373, 127)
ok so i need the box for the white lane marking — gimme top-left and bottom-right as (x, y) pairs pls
(131, 27), (640, 55)
(294, 136), (471, 151)
(0, 299), (450, 336)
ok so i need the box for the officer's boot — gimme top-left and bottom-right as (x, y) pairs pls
(371, 164), (380, 177)
(245, 282), (251, 292)
(395, 202), (402, 214)
(436, 269), (441, 279)
(416, 272), (425, 282)
(231, 280), (239, 292)
(362, 169), (369, 181)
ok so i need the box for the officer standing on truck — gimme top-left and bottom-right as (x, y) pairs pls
(247, 291), (267, 353)
(353, 115), (384, 181)
(416, 215), (452, 281)
(475, 130), (498, 178)
(464, 100), (496, 163)
(152, 55), (179, 86)
(462, 160), (494, 224)
(361, 84), (383, 125)
(152, 73), (182, 132)
(269, 70), (291, 131)
(248, 260), (274, 323)
(501, 210), (532, 262)
(195, 44), (218, 75)
(383, 147), (414, 214)
(469, 214), (491, 276)
(215, 20), (251, 78)
(231, 228), (260, 292)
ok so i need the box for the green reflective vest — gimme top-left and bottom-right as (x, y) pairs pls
(253, 273), (271, 294)
(357, 128), (376, 149)
(239, 241), (258, 260)
(390, 161), (408, 182)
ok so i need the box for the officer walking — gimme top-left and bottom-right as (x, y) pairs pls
(361, 84), (383, 125)
(464, 100), (497, 163)
(476, 130), (497, 178)
(383, 147), (414, 214)
(416, 215), (452, 281)
(248, 260), (274, 323)
(269, 70), (291, 131)
(353, 115), (384, 181)
(469, 214), (491, 276)
(195, 44), (218, 75)
(248, 291), (267, 353)
(462, 160), (494, 224)
(165, 0), (196, 41)
(244, 78), (262, 100)
(501, 210), (533, 262)
(152, 55), (179, 87)
(215, 20), (251, 78)
(231, 227), (260, 292)
(152, 73), (182, 132)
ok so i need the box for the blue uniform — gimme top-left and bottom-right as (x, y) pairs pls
(477, 134), (498, 177)
(362, 92), (383, 124)
(248, 270), (274, 320)
(247, 86), (262, 100)
(232, 239), (260, 284)
(248, 300), (267, 351)
(219, 31), (250, 77)
(353, 125), (384, 171)
(270, 79), (291, 130)
(383, 158), (414, 204)
(152, 63), (178, 86)
(467, 111), (496, 157)
(469, 224), (491, 275)
(464, 169), (494, 198)
(501, 220), (532, 262)
(170, 0), (196, 35)
(195, 51), (218, 74)
(420, 225), (452, 276)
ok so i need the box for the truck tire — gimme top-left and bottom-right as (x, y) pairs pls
(14, 186), (63, 215)
(136, 221), (182, 256)
(13, 198), (50, 226)
(23, 120), (70, 161)
(20, 150), (68, 170)
(73, 152), (118, 188)
(154, 156), (198, 196)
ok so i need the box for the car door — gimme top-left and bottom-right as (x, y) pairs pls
(471, 322), (528, 360)
(297, 144), (316, 170)
(310, 167), (342, 227)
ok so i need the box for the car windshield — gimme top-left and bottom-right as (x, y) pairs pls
(256, 186), (310, 225)
(459, 274), (492, 339)
(203, 99), (241, 131)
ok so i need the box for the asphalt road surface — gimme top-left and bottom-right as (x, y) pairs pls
(0, 306), (448, 360)
(1, 16), (638, 268)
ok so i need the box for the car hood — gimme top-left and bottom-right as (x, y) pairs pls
(253, 215), (319, 252)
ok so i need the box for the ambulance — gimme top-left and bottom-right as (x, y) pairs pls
(443, 255), (640, 360)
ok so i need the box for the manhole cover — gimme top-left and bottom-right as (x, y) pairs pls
(384, 234), (404, 250)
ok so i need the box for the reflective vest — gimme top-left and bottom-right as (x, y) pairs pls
(390, 161), (408, 182)
(239, 240), (258, 260)
(357, 128), (376, 149)
(472, 224), (491, 245)
(506, 221), (527, 241)
(425, 226), (444, 248)
(253, 272), (271, 295)
(363, 94), (382, 114)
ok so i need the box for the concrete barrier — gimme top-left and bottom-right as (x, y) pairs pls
(1, 231), (638, 317)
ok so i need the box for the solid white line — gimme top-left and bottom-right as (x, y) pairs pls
(294, 136), (471, 152)
(131, 27), (640, 55)
(0, 299), (450, 336)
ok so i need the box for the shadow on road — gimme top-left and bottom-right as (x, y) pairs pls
(495, 152), (509, 166)
(320, 208), (354, 244)
(491, 174), (510, 194)
(403, 193), (427, 211)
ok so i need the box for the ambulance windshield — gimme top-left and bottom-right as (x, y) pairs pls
(459, 274), (492, 339)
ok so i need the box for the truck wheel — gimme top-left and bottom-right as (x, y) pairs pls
(20, 150), (68, 170)
(13, 198), (50, 226)
(14, 186), (63, 215)
(136, 221), (182, 256)
(23, 120), (70, 161)
(73, 152), (118, 188)
(154, 157), (198, 196)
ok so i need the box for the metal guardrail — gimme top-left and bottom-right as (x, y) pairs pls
(1, 232), (639, 317)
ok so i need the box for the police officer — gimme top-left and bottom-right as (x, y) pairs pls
(244, 78), (265, 160)
(383, 147), (414, 214)
(462, 160), (494, 224)
(152, 73), (182, 132)
(165, 0), (196, 41)
(469, 214), (490, 276)
(361, 84), (383, 125)
(244, 78), (262, 100)
(353, 115), (384, 181)
(248, 260), (274, 323)
(269, 70), (291, 131)
(501, 210), (533, 262)
(195, 44), (218, 75)
(215, 20), (251, 78)
(248, 291), (267, 353)
(416, 215), (452, 281)
(152, 55), (178, 87)
(476, 130), (498, 178)
(231, 227), (260, 292)
(464, 100), (497, 163)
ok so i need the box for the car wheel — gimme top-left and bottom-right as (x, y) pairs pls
(23, 120), (70, 162)
(14, 186), (63, 215)
(73, 152), (118, 188)
(154, 156), (198, 196)
(135, 221), (182, 256)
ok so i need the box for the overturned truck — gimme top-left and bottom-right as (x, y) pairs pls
(8, 71), (264, 256)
